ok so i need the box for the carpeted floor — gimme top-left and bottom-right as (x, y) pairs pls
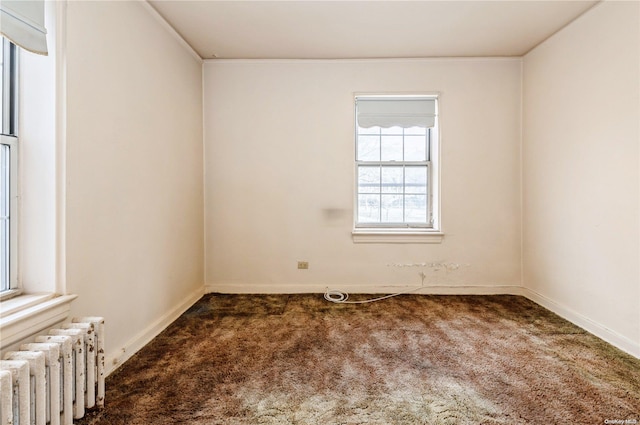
(77, 294), (640, 424)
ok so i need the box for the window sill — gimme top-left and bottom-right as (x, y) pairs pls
(0, 293), (78, 350)
(352, 229), (444, 244)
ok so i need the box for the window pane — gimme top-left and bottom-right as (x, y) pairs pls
(381, 135), (403, 161)
(358, 194), (380, 223)
(404, 135), (427, 161)
(381, 126), (403, 135)
(381, 194), (403, 222)
(405, 195), (427, 222)
(357, 135), (379, 161)
(381, 166), (403, 193)
(358, 166), (380, 193)
(405, 126), (427, 136)
(405, 166), (427, 194)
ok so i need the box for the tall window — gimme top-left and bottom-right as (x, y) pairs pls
(355, 96), (438, 229)
(1, 38), (18, 295)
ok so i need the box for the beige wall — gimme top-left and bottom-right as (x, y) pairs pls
(523, 1), (640, 354)
(64, 1), (204, 371)
(204, 59), (522, 293)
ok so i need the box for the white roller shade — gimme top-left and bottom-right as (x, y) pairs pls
(0, 0), (48, 55)
(357, 97), (436, 128)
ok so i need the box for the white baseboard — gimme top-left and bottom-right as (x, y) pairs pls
(104, 285), (205, 377)
(520, 287), (640, 359)
(206, 282), (639, 359)
(205, 282), (525, 295)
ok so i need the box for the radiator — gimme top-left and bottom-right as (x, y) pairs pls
(0, 317), (105, 425)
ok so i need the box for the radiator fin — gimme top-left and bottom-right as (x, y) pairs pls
(1, 317), (105, 425)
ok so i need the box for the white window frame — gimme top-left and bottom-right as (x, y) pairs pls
(0, 2), (79, 355)
(1, 38), (20, 299)
(352, 94), (442, 243)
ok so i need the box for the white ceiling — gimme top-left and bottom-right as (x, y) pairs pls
(148, 0), (600, 60)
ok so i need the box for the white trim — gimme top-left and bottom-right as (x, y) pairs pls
(0, 135), (19, 293)
(105, 285), (205, 377)
(8, 136), (18, 294)
(55, 0), (67, 295)
(205, 282), (521, 295)
(141, 1), (202, 63)
(353, 94), (441, 235)
(433, 93), (442, 234)
(204, 57), (523, 65)
(0, 292), (53, 317)
(202, 63), (207, 290)
(519, 58), (525, 297)
(0, 288), (19, 301)
(352, 230), (443, 244)
(520, 287), (640, 359)
(0, 293), (77, 350)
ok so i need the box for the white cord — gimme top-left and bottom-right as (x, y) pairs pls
(324, 272), (428, 304)
(323, 286), (424, 304)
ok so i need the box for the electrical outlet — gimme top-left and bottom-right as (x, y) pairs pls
(297, 261), (309, 270)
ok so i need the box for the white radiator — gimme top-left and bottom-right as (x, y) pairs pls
(0, 317), (105, 425)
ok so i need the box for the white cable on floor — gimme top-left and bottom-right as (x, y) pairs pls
(323, 286), (425, 304)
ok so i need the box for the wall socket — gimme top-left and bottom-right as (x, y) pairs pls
(297, 261), (309, 270)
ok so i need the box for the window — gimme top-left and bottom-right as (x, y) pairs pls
(355, 96), (439, 233)
(1, 38), (18, 296)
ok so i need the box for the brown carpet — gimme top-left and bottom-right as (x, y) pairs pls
(77, 294), (640, 424)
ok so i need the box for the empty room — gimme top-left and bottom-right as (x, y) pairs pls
(0, 0), (639, 424)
